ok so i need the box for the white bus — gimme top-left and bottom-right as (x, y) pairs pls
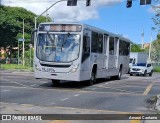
(31, 22), (131, 85)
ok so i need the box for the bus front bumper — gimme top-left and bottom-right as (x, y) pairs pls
(34, 70), (83, 82)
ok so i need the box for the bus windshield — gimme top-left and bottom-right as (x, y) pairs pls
(36, 33), (80, 62)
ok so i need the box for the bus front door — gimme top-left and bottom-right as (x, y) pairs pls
(103, 34), (109, 69)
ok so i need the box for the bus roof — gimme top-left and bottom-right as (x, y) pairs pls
(39, 22), (132, 43)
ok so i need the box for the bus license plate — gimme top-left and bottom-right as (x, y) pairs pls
(42, 67), (55, 73)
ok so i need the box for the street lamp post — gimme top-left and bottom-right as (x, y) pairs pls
(148, 31), (152, 62)
(18, 39), (19, 71)
(141, 29), (144, 49)
(22, 19), (25, 66)
(34, 0), (67, 29)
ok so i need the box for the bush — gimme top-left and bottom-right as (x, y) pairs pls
(153, 67), (160, 72)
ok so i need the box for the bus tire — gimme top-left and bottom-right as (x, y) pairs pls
(89, 67), (97, 86)
(52, 80), (60, 86)
(115, 66), (122, 80)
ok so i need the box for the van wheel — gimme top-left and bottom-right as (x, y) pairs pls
(149, 70), (153, 76)
(130, 74), (133, 76)
(52, 80), (60, 86)
(89, 71), (96, 86)
(143, 70), (147, 77)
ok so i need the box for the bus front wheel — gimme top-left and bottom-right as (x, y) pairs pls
(52, 80), (60, 86)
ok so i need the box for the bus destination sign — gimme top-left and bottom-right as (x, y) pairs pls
(39, 24), (82, 32)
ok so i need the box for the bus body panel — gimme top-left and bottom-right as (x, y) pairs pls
(33, 22), (131, 83)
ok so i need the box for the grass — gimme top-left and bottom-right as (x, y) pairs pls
(1, 64), (160, 72)
(153, 67), (160, 72)
(2, 64), (32, 71)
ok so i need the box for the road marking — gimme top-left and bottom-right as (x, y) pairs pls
(48, 120), (70, 123)
(1, 78), (30, 88)
(143, 81), (156, 95)
(50, 106), (142, 114)
(91, 88), (96, 90)
(2, 90), (10, 92)
(1, 85), (143, 96)
(130, 120), (141, 123)
(74, 94), (80, 97)
(61, 98), (69, 101)
(50, 102), (55, 105)
(21, 104), (34, 107)
(30, 84), (36, 86)
(0, 101), (142, 115)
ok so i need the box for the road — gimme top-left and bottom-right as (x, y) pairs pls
(0, 70), (160, 123)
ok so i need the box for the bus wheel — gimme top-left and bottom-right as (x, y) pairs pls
(115, 67), (122, 80)
(89, 71), (96, 86)
(52, 80), (60, 86)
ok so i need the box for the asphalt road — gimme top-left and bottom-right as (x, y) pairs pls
(0, 70), (160, 123)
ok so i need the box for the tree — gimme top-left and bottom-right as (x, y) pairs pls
(0, 6), (51, 58)
(151, 36), (160, 62)
(151, 1), (160, 32)
(131, 44), (145, 52)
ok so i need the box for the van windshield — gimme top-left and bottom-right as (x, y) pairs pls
(136, 63), (146, 66)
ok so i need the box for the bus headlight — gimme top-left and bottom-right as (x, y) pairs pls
(35, 64), (41, 71)
(70, 65), (79, 73)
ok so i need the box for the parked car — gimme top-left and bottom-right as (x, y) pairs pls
(130, 63), (153, 76)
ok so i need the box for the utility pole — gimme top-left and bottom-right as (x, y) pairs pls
(148, 31), (152, 62)
(46, 7), (48, 22)
(141, 29), (144, 49)
(22, 19), (25, 66)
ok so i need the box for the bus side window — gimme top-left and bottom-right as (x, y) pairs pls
(83, 36), (90, 53)
(82, 35), (90, 63)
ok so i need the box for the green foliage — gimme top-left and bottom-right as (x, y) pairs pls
(153, 67), (160, 72)
(3, 64), (32, 70)
(0, 5), (51, 57)
(131, 44), (145, 52)
(157, 34), (160, 40)
(24, 48), (34, 67)
(151, 39), (160, 62)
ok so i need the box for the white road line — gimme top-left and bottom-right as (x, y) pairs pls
(30, 84), (36, 86)
(74, 94), (80, 97)
(61, 98), (69, 101)
(2, 90), (10, 92)
(1, 78), (30, 88)
(91, 88), (96, 90)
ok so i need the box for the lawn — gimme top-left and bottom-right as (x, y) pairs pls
(2, 64), (32, 70)
(153, 67), (160, 72)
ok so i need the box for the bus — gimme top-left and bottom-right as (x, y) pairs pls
(31, 22), (131, 86)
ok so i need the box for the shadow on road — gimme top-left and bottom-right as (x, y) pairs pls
(39, 76), (129, 89)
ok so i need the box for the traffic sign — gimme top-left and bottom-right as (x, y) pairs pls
(18, 38), (25, 42)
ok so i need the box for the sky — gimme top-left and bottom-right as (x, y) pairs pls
(1, 0), (159, 44)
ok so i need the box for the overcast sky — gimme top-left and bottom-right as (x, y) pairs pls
(1, 0), (159, 43)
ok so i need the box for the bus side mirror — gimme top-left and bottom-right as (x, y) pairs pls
(30, 29), (37, 45)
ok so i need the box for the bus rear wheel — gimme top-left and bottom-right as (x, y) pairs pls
(115, 67), (122, 80)
(52, 80), (60, 86)
(89, 70), (96, 86)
